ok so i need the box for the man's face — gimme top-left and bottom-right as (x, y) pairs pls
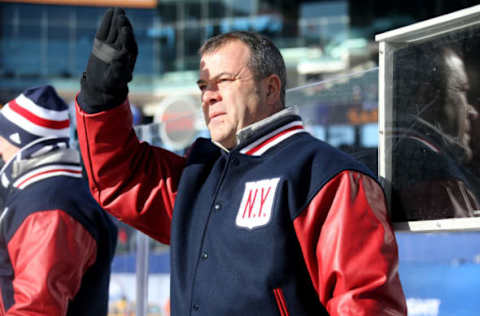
(197, 40), (270, 149)
(442, 51), (478, 158)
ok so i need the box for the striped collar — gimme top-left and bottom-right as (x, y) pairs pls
(212, 106), (307, 156)
(239, 120), (305, 156)
(0, 138), (82, 190)
(392, 116), (469, 161)
(12, 163), (82, 190)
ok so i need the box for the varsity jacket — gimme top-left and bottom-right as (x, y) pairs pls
(76, 101), (407, 316)
(0, 138), (118, 316)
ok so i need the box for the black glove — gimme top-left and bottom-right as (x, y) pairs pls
(78, 8), (138, 113)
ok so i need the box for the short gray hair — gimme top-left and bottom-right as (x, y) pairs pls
(199, 31), (286, 106)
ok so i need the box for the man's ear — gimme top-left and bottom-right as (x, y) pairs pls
(264, 74), (282, 105)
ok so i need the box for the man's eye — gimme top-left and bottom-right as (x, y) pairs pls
(218, 78), (232, 83)
(198, 84), (206, 91)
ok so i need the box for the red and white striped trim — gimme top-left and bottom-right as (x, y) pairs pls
(408, 135), (441, 153)
(240, 121), (306, 156)
(13, 164), (82, 190)
(2, 94), (70, 138)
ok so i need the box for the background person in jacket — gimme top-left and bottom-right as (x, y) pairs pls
(0, 85), (118, 315)
(76, 8), (407, 316)
(391, 42), (480, 221)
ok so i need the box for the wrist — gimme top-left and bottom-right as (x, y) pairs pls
(78, 73), (128, 114)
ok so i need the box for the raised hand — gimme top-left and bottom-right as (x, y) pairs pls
(78, 8), (138, 113)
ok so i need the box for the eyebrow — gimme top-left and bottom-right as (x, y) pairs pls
(196, 72), (236, 85)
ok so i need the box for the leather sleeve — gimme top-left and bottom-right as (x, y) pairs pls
(75, 99), (186, 244)
(6, 210), (97, 316)
(293, 170), (407, 316)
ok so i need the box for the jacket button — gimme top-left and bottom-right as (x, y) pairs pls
(193, 304), (200, 311)
(201, 251), (208, 260)
(232, 157), (239, 166)
(214, 203), (222, 211)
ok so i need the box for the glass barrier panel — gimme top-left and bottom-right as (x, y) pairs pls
(377, 7), (480, 228)
(286, 68), (379, 174)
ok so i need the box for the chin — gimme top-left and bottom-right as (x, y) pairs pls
(212, 135), (235, 148)
(210, 128), (227, 141)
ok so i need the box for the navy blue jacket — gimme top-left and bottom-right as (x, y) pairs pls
(0, 139), (117, 315)
(77, 102), (407, 316)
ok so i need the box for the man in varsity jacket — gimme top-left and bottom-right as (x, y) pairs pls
(0, 85), (118, 315)
(76, 8), (407, 316)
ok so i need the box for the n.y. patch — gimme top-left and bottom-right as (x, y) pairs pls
(236, 178), (280, 230)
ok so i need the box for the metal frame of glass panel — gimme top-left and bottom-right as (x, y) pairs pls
(376, 5), (480, 232)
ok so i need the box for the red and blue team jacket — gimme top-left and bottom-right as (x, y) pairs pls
(76, 100), (407, 316)
(0, 138), (117, 315)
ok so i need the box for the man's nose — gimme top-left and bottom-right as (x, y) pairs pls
(202, 86), (221, 106)
(468, 104), (479, 120)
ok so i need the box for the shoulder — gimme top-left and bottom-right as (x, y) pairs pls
(13, 176), (113, 230)
(185, 137), (221, 165)
(280, 132), (375, 178)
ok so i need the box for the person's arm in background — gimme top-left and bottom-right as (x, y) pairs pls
(3, 211), (96, 315)
(294, 171), (408, 316)
(75, 8), (185, 243)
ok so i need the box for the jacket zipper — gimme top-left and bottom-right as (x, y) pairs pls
(273, 288), (290, 316)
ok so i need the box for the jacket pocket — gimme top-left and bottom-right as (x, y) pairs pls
(273, 288), (290, 316)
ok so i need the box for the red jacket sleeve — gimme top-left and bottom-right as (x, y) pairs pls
(75, 99), (186, 244)
(293, 171), (407, 316)
(5, 210), (97, 316)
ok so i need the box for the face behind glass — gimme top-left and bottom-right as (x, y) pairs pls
(442, 50), (478, 158)
(197, 40), (270, 149)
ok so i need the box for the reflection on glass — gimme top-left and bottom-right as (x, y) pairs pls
(391, 36), (480, 221)
(464, 36), (480, 210)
